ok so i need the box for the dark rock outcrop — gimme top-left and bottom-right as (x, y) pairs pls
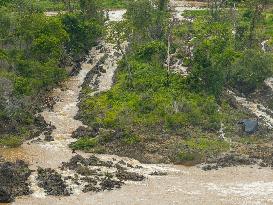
(37, 167), (70, 196)
(238, 119), (258, 134)
(116, 170), (145, 181)
(201, 153), (259, 171)
(71, 126), (99, 139)
(99, 177), (123, 191)
(0, 161), (31, 202)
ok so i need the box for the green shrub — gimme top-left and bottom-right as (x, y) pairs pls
(0, 136), (24, 148)
(230, 49), (273, 94)
(121, 133), (141, 145)
(136, 41), (167, 63)
(177, 151), (198, 162)
(70, 137), (98, 150)
(176, 137), (229, 163)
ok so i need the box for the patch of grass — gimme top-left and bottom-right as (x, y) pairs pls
(184, 137), (230, 153)
(80, 58), (221, 135)
(0, 135), (24, 148)
(101, 0), (128, 9)
(238, 136), (264, 145)
(70, 137), (98, 151)
(264, 9), (273, 37)
(175, 137), (230, 164)
(183, 9), (209, 19)
(177, 151), (198, 162)
(121, 133), (141, 145)
(31, 0), (66, 11)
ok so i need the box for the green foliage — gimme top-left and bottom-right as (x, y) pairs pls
(70, 137), (98, 150)
(136, 41), (167, 62)
(79, 0), (104, 20)
(176, 137), (230, 163)
(182, 4), (273, 96)
(0, 135), (24, 148)
(121, 132), (141, 145)
(229, 49), (273, 93)
(27, 0), (66, 11)
(101, 0), (128, 9)
(0, 1), (103, 141)
(80, 40), (221, 137)
(62, 13), (103, 60)
(187, 31), (237, 96)
(177, 152), (197, 162)
(126, 0), (169, 41)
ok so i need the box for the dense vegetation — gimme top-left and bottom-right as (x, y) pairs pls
(0, 0), (104, 146)
(1, 0), (129, 11)
(181, 1), (273, 96)
(75, 0), (273, 164)
(0, 0), (273, 164)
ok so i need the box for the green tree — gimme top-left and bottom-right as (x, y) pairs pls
(230, 49), (273, 93)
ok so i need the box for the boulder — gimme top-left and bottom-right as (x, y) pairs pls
(239, 119), (258, 134)
(0, 161), (31, 202)
(37, 167), (70, 196)
(71, 126), (99, 139)
(44, 135), (54, 142)
(0, 188), (12, 203)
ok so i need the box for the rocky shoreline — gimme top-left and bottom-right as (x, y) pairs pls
(0, 161), (31, 203)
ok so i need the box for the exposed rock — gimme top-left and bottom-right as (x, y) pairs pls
(118, 160), (127, 165)
(82, 184), (101, 193)
(113, 51), (121, 57)
(76, 165), (98, 176)
(61, 154), (89, 170)
(0, 161), (31, 202)
(115, 163), (127, 171)
(238, 119), (258, 134)
(98, 65), (106, 73)
(201, 153), (259, 171)
(116, 170), (145, 181)
(87, 155), (113, 167)
(62, 155), (113, 171)
(71, 126), (99, 139)
(149, 171), (168, 176)
(0, 189), (12, 203)
(30, 138), (42, 144)
(44, 135), (54, 142)
(37, 167), (70, 196)
(99, 177), (123, 190)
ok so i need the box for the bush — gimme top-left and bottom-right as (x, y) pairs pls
(176, 137), (230, 164)
(62, 13), (103, 60)
(136, 41), (167, 63)
(121, 133), (141, 145)
(177, 151), (198, 162)
(70, 137), (98, 150)
(80, 40), (221, 137)
(229, 49), (273, 94)
(0, 135), (24, 148)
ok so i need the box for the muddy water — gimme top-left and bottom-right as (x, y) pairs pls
(14, 165), (273, 205)
(0, 10), (125, 167)
(0, 47), (103, 168)
(228, 78), (273, 130)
